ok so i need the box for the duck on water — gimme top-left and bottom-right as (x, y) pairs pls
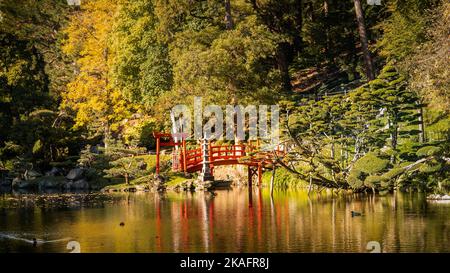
(351, 211), (362, 217)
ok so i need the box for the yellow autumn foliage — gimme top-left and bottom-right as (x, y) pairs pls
(62, 0), (133, 136)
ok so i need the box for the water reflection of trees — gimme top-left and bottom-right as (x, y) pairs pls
(1, 190), (448, 252)
(160, 189), (449, 252)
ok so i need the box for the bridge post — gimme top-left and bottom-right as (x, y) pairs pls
(248, 181), (253, 208)
(155, 136), (160, 176)
(257, 163), (262, 187)
(182, 138), (187, 173)
(248, 166), (253, 191)
(199, 138), (214, 182)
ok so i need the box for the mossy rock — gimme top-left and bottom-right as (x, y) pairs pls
(167, 179), (196, 191)
(164, 173), (195, 191)
(12, 178), (38, 189)
(89, 177), (112, 190)
(101, 182), (150, 192)
(35, 176), (67, 189)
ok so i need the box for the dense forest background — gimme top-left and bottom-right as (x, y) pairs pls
(0, 0), (448, 193)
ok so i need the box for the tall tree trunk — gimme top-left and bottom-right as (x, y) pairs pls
(323, 0), (334, 64)
(389, 119), (398, 164)
(293, 0), (303, 52)
(323, 0), (331, 62)
(353, 0), (375, 80)
(391, 123), (398, 150)
(277, 44), (293, 92)
(224, 0), (234, 30)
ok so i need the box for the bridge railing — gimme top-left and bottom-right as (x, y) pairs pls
(185, 147), (202, 168)
(210, 145), (246, 161)
(171, 143), (287, 172)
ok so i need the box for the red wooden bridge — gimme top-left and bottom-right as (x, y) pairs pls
(153, 133), (284, 185)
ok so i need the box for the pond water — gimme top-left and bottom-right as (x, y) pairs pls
(0, 188), (449, 253)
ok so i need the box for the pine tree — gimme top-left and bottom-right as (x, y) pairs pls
(102, 139), (147, 185)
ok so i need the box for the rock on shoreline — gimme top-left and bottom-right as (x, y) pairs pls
(427, 194), (450, 200)
(4, 167), (92, 191)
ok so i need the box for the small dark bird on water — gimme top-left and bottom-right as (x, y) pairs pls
(119, 222), (125, 226)
(351, 211), (362, 217)
(32, 238), (37, 247)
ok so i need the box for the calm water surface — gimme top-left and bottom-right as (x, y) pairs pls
(0, 188), (449, 253)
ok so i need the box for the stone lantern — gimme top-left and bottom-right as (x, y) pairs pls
(198, 138), (214, 182)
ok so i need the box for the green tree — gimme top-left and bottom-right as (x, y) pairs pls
(250, 0), (304, 91)
(0, 0), (87, 171)
(404, 1), (449, 112)
(169, 16), (283, 106)
(0, 0), (76, 99)
(101, 139), (147, 184)
(110, 0), (173, 110)
(104, 157), (147, 185)
(0, 33), (50, 142)
(278, 64), (433, 192)
(376, 0), (440, 61)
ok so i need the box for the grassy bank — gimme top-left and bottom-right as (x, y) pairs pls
(262, 168), (308, 189)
